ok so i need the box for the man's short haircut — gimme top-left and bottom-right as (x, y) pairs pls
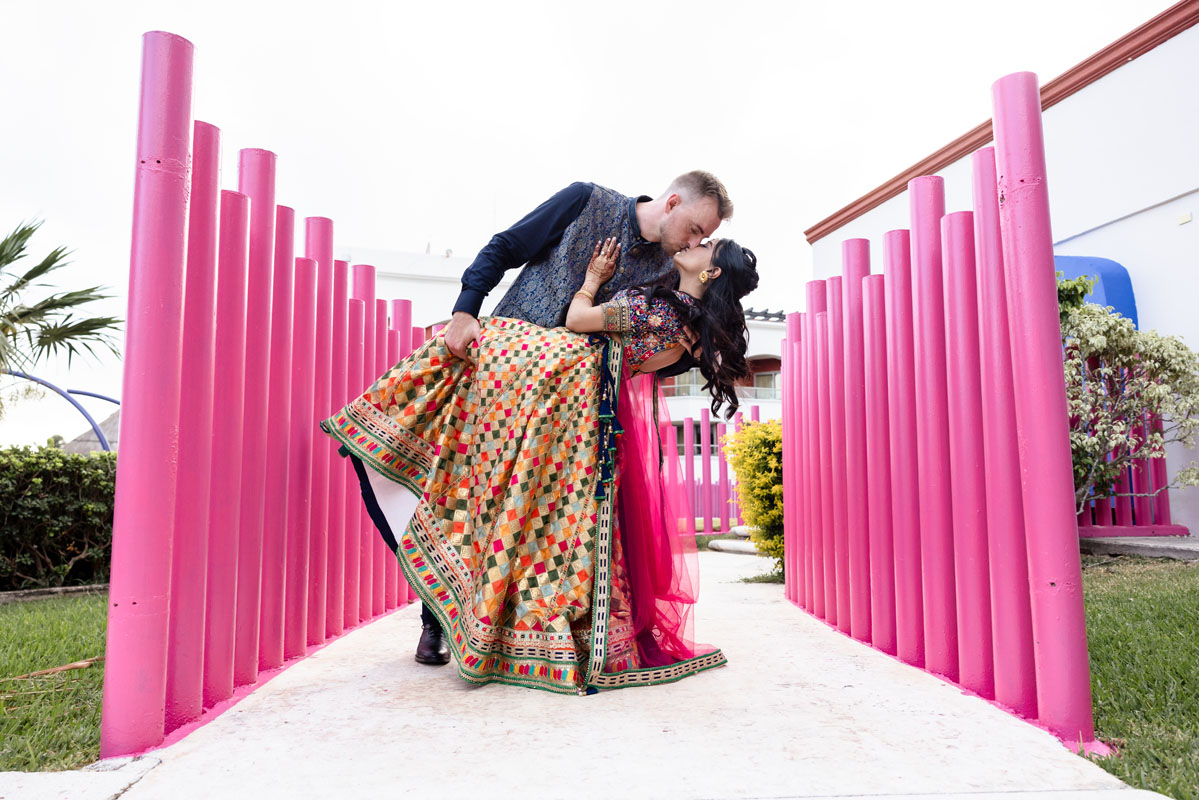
(668, 170), (734, 221)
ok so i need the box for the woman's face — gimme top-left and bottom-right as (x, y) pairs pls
(673, 238), (719, 277)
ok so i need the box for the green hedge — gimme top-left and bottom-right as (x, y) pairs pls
(0, 446), (116, 591)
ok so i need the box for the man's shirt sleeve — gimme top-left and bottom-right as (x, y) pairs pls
(452, 182), (595, 317)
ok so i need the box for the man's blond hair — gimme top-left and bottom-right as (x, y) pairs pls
(667, 170), (733, 221)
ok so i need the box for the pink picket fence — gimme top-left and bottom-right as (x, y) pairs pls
(781, 72), (1099, 748)
(1076, 432), (1186, 537)
(677, 405), (759, 533)
(101, 32), (426, 756)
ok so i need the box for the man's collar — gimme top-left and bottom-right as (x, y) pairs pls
(628, 195), (653, 243)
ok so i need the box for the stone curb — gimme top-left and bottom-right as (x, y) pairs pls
(0, 584), (109, 606)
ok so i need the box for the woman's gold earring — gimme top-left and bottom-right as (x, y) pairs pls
(699, 270), (709, 284)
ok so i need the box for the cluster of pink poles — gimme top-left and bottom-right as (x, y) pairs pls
(1076, 421), (1185, 536)
(101, 32), (426, 757)
(675, 405), (760, 534)
(780, 72), (1098, 748)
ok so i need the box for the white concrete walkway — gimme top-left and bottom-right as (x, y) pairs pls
(0, 552), (1166, 800)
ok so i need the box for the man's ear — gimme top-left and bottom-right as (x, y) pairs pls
(664, 193), (682, 213)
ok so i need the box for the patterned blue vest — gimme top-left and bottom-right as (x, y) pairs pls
(491, 184), (674, 328)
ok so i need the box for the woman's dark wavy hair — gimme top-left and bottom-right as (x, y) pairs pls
(637, 239), (759, 417)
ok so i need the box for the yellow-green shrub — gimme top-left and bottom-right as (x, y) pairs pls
(723, 420), (783, 573)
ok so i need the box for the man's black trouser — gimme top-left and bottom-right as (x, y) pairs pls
(348, 454), (440, 629)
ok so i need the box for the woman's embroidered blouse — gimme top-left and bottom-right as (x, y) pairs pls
(599, 288), (696, 372)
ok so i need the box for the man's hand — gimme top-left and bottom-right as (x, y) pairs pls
(444, 311), (481, 360)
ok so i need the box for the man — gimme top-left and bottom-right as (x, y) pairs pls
(420, 170), (734, 664)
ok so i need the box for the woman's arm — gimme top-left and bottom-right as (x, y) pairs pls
(565, 238), (621, 332)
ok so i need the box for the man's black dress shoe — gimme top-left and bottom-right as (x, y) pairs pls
(415, 622), (451, 665)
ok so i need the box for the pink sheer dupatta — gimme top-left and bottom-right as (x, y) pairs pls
(614, 370), (720, 668)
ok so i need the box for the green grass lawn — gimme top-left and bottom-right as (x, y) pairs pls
(1082, 554), (1199, 800)
(0, 593), (107, 771)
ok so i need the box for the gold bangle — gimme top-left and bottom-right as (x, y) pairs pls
(574, 288), (595, 302)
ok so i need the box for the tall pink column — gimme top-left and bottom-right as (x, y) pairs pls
(783, 313), (802, 603)
(884, 229), (924, 667)
(352, 265), (377, 621)
(164, 118), (217, 733)
(942, 210), (994, 699)
(305, 218), (334, 637)
(717, 421), (730, 534)
(375, 298), (391, 614)
(344, 299), (365, 628)
(232, 148), (276, 687)
(260, 204), (294, 670)
(751, 405), (760, 422)
(202, 190), (250, 709)
(325, 260), (349, 638)
(910, 176), (958, 681)
(841, 239), (872, 641)
(861, 275), (896, 655)
(665, 424), (681, 520)
(797, 315), (811, 611)
(391, 299), (416, 604)
(1131, 419), (1152, 525)
(972, 146), (1036, 719)
(728, 412), (738, 532)
(285, 257), (316, 660)
(826, 277), (849, 633)
(815, 311), (835, 624)
(684, 419), (696, 521)
(805, 282), (827, 616)
(1152, 417), (1172, 524)
(102, 31), (193, 756)
(993, 71), (1094, 743)
(700, 408), (713, 535)
(386, 326), (403, 606)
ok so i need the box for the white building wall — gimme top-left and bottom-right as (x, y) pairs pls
(808, 25), (1199, 531)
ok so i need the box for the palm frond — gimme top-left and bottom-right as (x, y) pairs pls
(30, 314), (122, 366)
(0, 221), (41, 272)
(0, 245), (73, 304)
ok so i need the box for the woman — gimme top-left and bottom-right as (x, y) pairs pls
(322, 236), (759, 694)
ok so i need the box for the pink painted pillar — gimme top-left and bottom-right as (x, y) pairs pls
(861, 275), (896, 655)
(344, 299), (365, 628)
(794, 314), (809, 608)
(665, 424), (681, 518)
(391, 299), (416, 604)
(102, 31), (193, 756)
(386, 327), (404, 606)
(1113, 466), (1134, 526)
(972, 146), (1037, 719)
(684, 418), (696, 527)
(232, 148), (276, 687)
(942, 210), (995, 700)
(375, 298), (391, 614)
(164, 118), (217, 733)
(993, 71), (1094, 743)
(352, 265), (377, 621)
(202, 190), (250, 709)
(826, 277), (849, 633)
(842, 240), (872, 642)
(700, 408), (713, 535)
(286, 257), (317, 660)
(780, 333), (792, 599)
(305, 218), (334, 637)
(751, 405), (760, 422)
(260, 204), (294, 670)
(1093, 493), (1112, 527)
(326, 260), (349, 638)
(884, 229), (924, 667)
(815, 311), (835, 624)
(1151, 416), (1171, 524)
(805, 282), (827, 616)
(717, 421), (730, 534)
(411, 326), (425, 354)
(732, 412), (744, 526)
(910, 175), (958, 682)
(1131, 416), (1152, 526)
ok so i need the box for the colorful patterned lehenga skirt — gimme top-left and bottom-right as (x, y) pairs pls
(321, 316), (726, 694)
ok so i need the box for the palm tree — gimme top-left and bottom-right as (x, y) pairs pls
(0, 221), (121, 413)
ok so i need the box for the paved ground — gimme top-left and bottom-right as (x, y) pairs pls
(1080, 535), (1199, 561)
(0, 552), (1168, 800)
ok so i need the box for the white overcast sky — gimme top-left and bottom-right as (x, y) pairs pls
(0, 0), (1177, 445)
